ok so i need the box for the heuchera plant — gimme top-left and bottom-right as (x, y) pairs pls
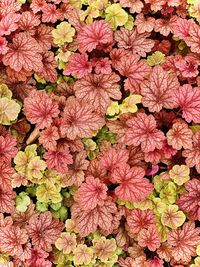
(0, 0), (200, 266)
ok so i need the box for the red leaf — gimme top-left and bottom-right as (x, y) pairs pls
(27, 211), (64, 252)
(111, 164), (153, 202)
(76, 176), (108, 211)
(61, 96), (105, 140)
(74, 73), (121, 115)
(173, 84), (200, 123)
(141, 65), (180, 112)
(2, 32), (43, 72)
(177, 179), (200, 221)
(167, 222), (200, 262)
(114, 28), (154, 57)
(77, 20), (113, 52)
(125, 113), (165, 153)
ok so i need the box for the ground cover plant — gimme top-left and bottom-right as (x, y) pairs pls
(0, 0), (200, 266)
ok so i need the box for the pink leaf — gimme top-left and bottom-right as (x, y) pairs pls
(2, 32), (43, 72)
(76, 176), (108, 211)
(77, 20), (113, 52)
(27, 211), (64, 252)
(111, 164), (153, 202)
(127, 209), (156, 234)
(141, 65), (180, 112)
(138, 226), (161, 251)
(167, 222), (200, 262)
(72, 197), (117, 237)
(63, 53), (92, 78)
(74, 73), (121, 115)
(182, 132), (200, 173)
(125, 113), (165, 153)
(61, 96), (105, 140)
(173, 84), (200, 123)
(177, 179), (200, 221)
(114, 28), (155, 57)
(24, 90), (59, 129)
(167, 121), (193, 150)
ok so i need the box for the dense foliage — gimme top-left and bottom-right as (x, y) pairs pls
(0, 0), (200, 266)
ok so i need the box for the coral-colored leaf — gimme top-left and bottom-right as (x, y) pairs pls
(0, 134), (17, 163)
(177, 178), (200, 221)
(114, 28), (154, 57)
(37, 51), (57, 83)
(135, 14), (155, 33)
(141, 65), (180, 112)
(63, 53), (92, 78)
(2, 32), (43, 72)
(0, 13), (21, 35)
(111, 164), (153, 202)
(74, 73), (121, 115)
(125, 113), (165, 153)
(185, 23), (200, 53)
(127, 209), (156, 234)
(0, 162), (13, 191)
(0, 184), (15, 213)
(27, 211), (64, 252)
(167, 121), (193, 150)
(77, 20), (113, 52)
(76, 176), (107, 211)
(114, 53), (151, 93)
(182, 131), (200, 173)
(44, 144), (73, 174)
(24, 90), (59, 129)
(72, 197), (117, 237)
(0, 225), (28, 257)
(61, 96), (105, 140)
(172, 84), (200, 123)
(100, 147), (129, 172)
(119, 0), (144, 13)
(138, 225), (161, 251)
(167, 222), (200, 262)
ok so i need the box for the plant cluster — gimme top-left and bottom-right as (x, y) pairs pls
(0, 0), (200, 266)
